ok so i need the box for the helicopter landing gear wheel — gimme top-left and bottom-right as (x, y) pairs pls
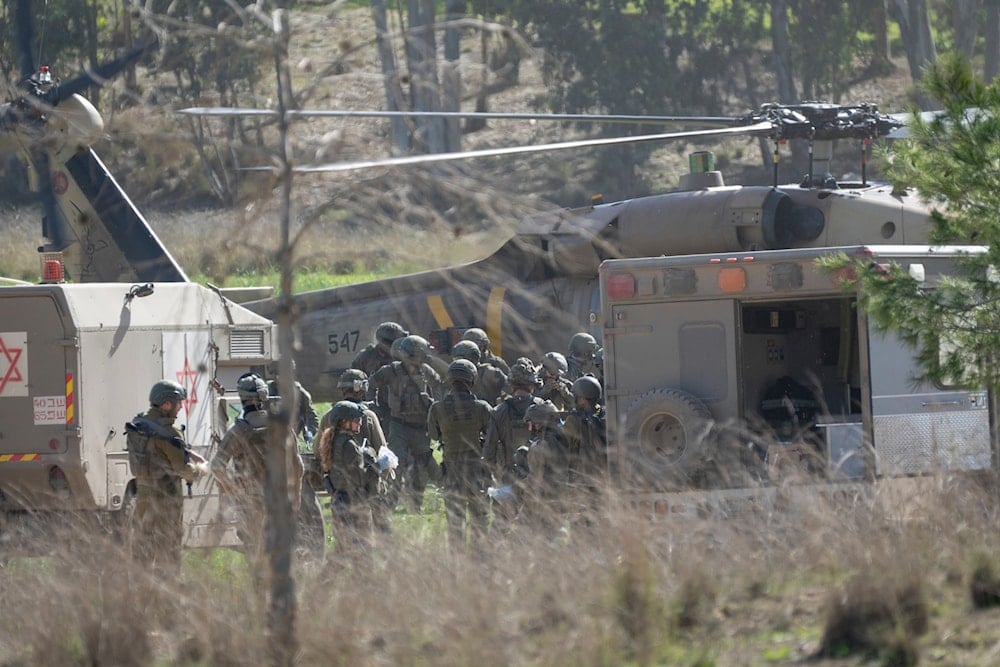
(624, 388), (713, 483)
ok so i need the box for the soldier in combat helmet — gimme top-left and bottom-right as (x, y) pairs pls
(211, 374), (304, 587)
(535, 351), (574, 411)
(267, 359), (319, 444)
(369, 334), (442, 512)
(566, 332), (602, 383)
(355, 321), (408, 423)
(450, 339), (507, 405)
(462, 327), (511, 375)
(427, 359), (493, 552)
(126, 380), (209, 575)
(316, 400), (380, 553)
(320, 368), (394, 532)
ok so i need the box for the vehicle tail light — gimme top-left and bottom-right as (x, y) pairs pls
(718, 267), (747, 293)
(607, 273), (635, 299)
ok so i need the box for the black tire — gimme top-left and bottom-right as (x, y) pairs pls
(111, 482), (137, 546)
(624, 388), (714, 479)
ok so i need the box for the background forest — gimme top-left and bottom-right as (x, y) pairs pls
(0, 0), (997, 259)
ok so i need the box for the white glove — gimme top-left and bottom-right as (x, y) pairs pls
(194, 461), (211, 478)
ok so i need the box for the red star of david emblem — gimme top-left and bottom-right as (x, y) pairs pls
(0, 336), (24, 395)
(175, 358), (199, 415)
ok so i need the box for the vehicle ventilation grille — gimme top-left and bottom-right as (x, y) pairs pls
(230, 329), (265, 358)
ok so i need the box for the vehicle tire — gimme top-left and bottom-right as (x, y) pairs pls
(623, 388), (714, 481)
(111, 482), (137, 546)
(296, 484), (326, 561)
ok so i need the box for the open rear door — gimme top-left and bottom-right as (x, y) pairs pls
(865, 324), (991, 475)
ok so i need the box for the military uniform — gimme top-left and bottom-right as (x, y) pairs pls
(319, 399), (391, 531)
(562, 404), (608, 482)
(318, 426), (379, 551)
(211, 409), (304, 584)
(354, 344), (395, 423)
(269, 379), (319, 442)
(535, 375), (573, 411)
(369, 360), (441, 511)
(473, 362), (507, 405)
(129, 406), (204, 575)
(427, 387), (492, 549)
(518, 426), (571, 532)
(482, 393), (544, 482)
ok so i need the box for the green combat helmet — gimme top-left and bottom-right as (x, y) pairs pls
(568, 332), (599, 361)
(337, 368), (369, 394)
(397, 335), (431, 366)
(448, 358), (478, 386)
(572, 375), (602, 402)
(237, 373), (269, 405)
(450, 340), (482, 364)
(508, 362), (539, 388)
(328, 400), (365, 424)
(524, 400), (561, 427)
(149, 379), (187, 406)
(375, 322), (408, 348)
(541, 351), (568, 376)
(462, 327), (490, 352)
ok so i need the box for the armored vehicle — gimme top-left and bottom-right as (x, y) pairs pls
(0, 278), (278, 555)
(600, 245), (997, 488)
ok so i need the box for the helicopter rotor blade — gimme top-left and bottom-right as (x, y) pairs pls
(179, 106), (746, 127)
(14, 0), (37, 84)
(289, 121), (774, 174)
(38, 32), (159, 107)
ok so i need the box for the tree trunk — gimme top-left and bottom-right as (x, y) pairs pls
(267, 11), (298, 666)
(986, 0), (1000, 81)
(372, 0), (410, 154)
(441, 0), (463, 152)
(953, 0), (982, 60)
(771, 0), (797, 104)
(870, 0), (894, 75)
(891, 0), (937, 86)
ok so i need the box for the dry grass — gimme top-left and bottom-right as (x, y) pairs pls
(2, 471), (999, 666)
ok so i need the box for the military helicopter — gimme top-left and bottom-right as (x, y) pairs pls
(204, 102), (929, 402)
(5, 2), (935, 404)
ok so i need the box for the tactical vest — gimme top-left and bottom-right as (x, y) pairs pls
(229, 415), (269, 488)
(502, 395), (535, 454)
(387, 363), (433, 424)
(436, 391), (489, 460)
(125, 412), (186, 479)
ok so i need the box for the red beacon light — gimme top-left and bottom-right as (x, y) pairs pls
(38, 65), (52, 84)
(41, 259), (65, 284)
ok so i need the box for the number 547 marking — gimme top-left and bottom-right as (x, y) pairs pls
(328, 330), (360, 354)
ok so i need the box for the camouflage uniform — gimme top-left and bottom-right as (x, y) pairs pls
(482, 392), (543, 483)
(535, 352), (574, 412)
(427, 375), (492, 550)
(355, 322), (408, 424)
(319, 396), (391, 532)
(369, 359), (441, 512)
(317, 410), (379, 552)
(517, 418), (571, 532)
(211, 409), (304, 585)
(269, 378), (319, 443)
(130, 406), (204, 576)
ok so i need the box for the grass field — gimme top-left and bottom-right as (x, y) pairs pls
(2, 470), (999, 666)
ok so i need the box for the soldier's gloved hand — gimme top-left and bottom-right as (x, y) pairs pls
(194, 460), (211, 477)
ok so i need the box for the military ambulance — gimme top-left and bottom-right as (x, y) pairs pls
(600, 245), (997, 490)
(0, 273), (277, 555)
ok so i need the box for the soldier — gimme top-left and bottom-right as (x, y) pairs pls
(211, 374), (305, 587)
(462, 327), (511, 375)
(534, 351), (574, 411)
(482, 361), (544, 531)
(562, 375), (608, 480)
(369, 334), (442, 512)
(427, 359), (493, 552)
(267, 360), (319, 444)
(355, 321), (408, 423)
(451, 339), (507, 405)
(125, 380), (209, 576)
(515, 400), (570, 532)
(566, 332), (602, 383)
(316, 401), (379, 553)
(320, 368), (394, 532)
